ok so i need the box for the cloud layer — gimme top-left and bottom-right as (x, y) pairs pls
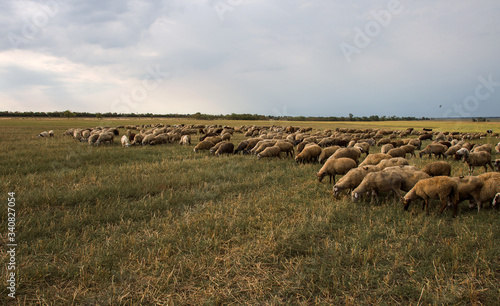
(1, 0), (500, 118)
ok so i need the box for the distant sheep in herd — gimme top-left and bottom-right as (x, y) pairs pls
(51, 123), (500, 216)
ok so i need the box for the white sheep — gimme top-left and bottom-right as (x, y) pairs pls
(121, 135), (131, 147)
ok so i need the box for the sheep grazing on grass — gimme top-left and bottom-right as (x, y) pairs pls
(193, 140), (215, 152)
(179, 135), (191, 145)
(493, 193), (500, 208)
(450, 176), (483, 211)
(419, 143), (447, 159)
(454, 148), (469, 161)
(444, 145), (461, 159)
(88, 134), (99, 145)
(472, 143), (493, 154)
(421, 161), (452, 177)
(351, 171), (404, 204)
(121, 135), (131, 147)
(295, 144), (322, 163)
(257, 146), (281, 159)
(332, 165), (379, 198)
(214, 142), (234, 156)
(375, 158), (409, 171)
(463, 151), (494, 175)
(330, 147), (361, 165)
(387, 147), (407, 158)
(37, 131), (50, 138)
(383, 167), (430, 192)
(317, 158), (357, 184)
(243, 138), (262, 153)
(469, 177), (500, 210)
(204, 136), (222, 145)
(402, 176), (459, 217)
(354, 142), (370, 156)
(359, 153), (392, 166)
(131, 134), (144, 145)
(141, 134), (155, 145)
(493, 159), (500, 172)
(251, 140), (276, 155)
(381, 144), (395, 154)
(95, 132), (114, 146)
(400, 144), (416, 158)
(318, 146), (341, 163)
(274, 141), (294, 158)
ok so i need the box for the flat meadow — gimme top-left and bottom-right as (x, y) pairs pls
(1, 117), (499, 304)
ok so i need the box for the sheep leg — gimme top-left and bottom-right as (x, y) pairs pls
(438, 197), (448, 214)
(424, 198), (430, 215)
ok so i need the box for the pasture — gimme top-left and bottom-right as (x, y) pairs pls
(1, 118), (499, 304)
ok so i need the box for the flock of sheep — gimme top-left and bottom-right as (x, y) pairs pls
(39, 123), (500, 217)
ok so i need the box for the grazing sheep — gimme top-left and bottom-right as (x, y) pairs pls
(419, 143), (447, 159)
(450, 176), (484, 211)
(402, 176), (459, 217)
(251, 140), (277, 155)
(317, 158), (357, 184)
(495, 142), (500, 154)
(354, 142), (370, 156)
(383, 167), (430, 191)
(150, 134), (170, 145)
(472, 143), (493, 154)
(443, 145), (461, 159)
(243, 138), (262, 153)
(295, 144), (322, 163)
(121, 135), (131, 147)
(454, 148), (470, 161)
(332, 165), (379, 197)
(204, 136), (222, 144)
(407, 138), (421, 150)
(141, 134), (156, 145)
(493, 159), (500, 172)
(464, 151), (494, 175)
(48, 130), (54, 137)
(215, 142), (234, 156)
(493, 193), (500, 208)
(421, 161), (452, 177)
(274, 141), (294, 157)
(37, 131), (50, 138)
(131, 134), (144, 145)
(296, 141), (310, 154)
(257, 146), (281, 159)
(375, 157), (409, 171)
(352, 171), (404, 204)
(471, 177), (500, 210)
(179, 135), (191, 145)
(387, 147), (407, 158)
(73, 129), (84, 141)
(193, 140), (215, 152)
(359, 153), (392, 166)
(478, 172), (500, 182)
(95, 132), (114, 146)
(88, 134), (99, 145)
(381, 144), (394, 154)
(418, 133), (433, 141)
(234, 140), (250, 154)
(330, 147), (361, 165)
(318, 146), (341, 163)
(400, 144), (416, 158)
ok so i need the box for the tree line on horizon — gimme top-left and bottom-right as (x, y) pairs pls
(0, 110), (430, 121)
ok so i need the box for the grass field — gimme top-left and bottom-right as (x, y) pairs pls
(1, 118), (499, 304)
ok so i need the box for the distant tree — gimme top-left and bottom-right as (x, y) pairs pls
(96, 113), (103, 119)
(349, 113), (354, 121)
(62, 110), (76, 119)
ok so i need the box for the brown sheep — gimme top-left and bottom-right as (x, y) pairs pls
(450, 176), (484, 211)
(402, 176), (459, 217)
(400, 144), (416, 158)
(421, 161), (452, 177)
(193, 140), (215, 152)
(351, 171), (404, 204)
(383, 167), (430, 191)
(387, 147), (407, 158)
(214, 142), (234, 156)
(275, 141), (294, 157)
(234, 140), (249, 154)
(318, 145), (341, 163)
(317, 158), (357, 184)
(443, 145), (461, 159)
(470, 176), (500, 210)
(478, 172), (500, 182)
(381, 143), (394, 154)
(257, 146), (281, 159)
(472, 143), (493, 154)
(359, 153), (392, 166)
(375, 157), (409, 171)
(419, 143), (447, 159)
(354, 142), (370, 156)
(464, 151), (494, 175)
(295, 144), (322, 163)
(204, 136), (222, 144)
(330, 147), (361, 165)
(296, 141), (310, 154)
(332, 165), (379, 197)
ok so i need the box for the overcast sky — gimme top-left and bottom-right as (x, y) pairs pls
(1, 0), (500, 118)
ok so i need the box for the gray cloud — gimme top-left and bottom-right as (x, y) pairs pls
(1, 0), (499, 117)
